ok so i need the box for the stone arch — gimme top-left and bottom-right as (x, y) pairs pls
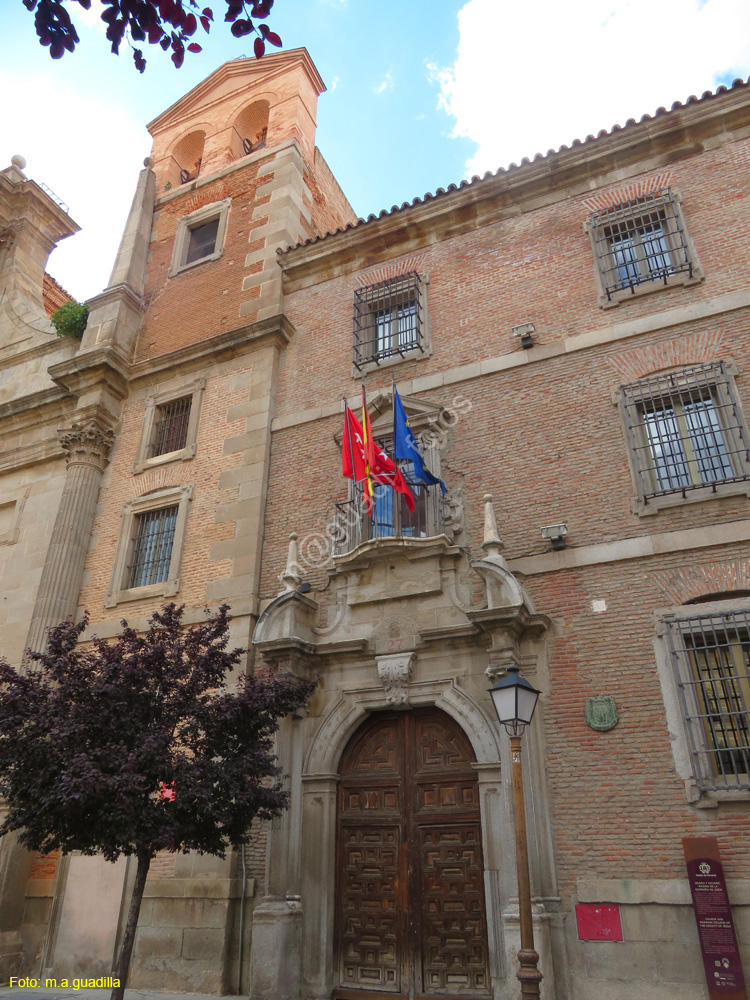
(304, 677), (504, 777)
(229, 99), (271, 160)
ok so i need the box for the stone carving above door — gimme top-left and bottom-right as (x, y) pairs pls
(376, 651), (415, 705)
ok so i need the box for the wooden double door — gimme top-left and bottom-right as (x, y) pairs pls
(334, 708), (491, 999)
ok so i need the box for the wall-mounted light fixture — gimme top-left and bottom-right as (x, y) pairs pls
(512, 322), (536, 349)
(540, 523), (568, 550)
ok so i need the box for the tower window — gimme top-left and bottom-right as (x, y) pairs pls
(169, 198), (231, 277)
(186, 218), (220, 265)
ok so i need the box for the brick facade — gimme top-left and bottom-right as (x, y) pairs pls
(3, 51), (750, 1000)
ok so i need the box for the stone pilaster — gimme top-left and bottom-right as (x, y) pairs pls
(25, 418), (115, 655)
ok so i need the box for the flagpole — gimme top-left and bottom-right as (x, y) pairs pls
(361, 375), (378, 538)
(343, 395), (361, 545)
(392, 376), (396, 444)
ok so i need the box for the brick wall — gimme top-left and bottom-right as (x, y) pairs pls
(260, 120), (750, 913)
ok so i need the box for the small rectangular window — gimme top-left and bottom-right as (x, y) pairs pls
(186, 218), (220, 265)
(620, 362), (750, 503)
(666, 610), (750, 791)
(353, 273), (425, 368)
(169, 198), (230, 278)
(129, 505), (179, 589)
(151, 396), (192, 458)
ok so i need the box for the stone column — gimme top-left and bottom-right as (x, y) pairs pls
(299, 775), (338, 1000)
(248, 712), (306, 1000)
(25, 418), (115, 655)
(0, 417), (114, 978)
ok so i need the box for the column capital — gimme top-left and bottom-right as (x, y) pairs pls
(58, 418), (115, 471)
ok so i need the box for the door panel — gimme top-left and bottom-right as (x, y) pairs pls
(335, 709), (491, 999)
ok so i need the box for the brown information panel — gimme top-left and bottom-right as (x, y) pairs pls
(683, 836), (747, 999)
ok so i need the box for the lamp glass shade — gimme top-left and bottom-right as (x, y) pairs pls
(488, 667), (540, 728)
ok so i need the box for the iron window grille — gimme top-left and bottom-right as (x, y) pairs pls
(589, 189), (693, 301)
(353, 273), (425, 368)
(150, 396), (193, 458)
(128, 505), (179, 589)
(621, 362), (750, 502)
(666, 610), (750, 791)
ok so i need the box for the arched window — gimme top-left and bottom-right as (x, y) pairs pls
(170, 130), (206, 187)
(230, 100), (270, 160)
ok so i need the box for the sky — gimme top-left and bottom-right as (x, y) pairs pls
(3, 0), (750, 302)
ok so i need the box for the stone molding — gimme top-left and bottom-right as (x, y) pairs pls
(376, 651), (415, 705)
(128, 314), (295, 383)
(304, 677), (504, 776)
(58, 419), (115, 472)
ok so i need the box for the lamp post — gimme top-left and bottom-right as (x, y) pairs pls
(488, 665), (543, 999)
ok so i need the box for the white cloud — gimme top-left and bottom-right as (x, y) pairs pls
(330, 75), (340, 92)
(0, 70), (149, 301)
(434, 0), (750, 178)
(375, 71), (394, 95)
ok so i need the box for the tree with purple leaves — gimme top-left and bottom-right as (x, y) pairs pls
(21, 0), (283, 72)
(0, 602), (315, 1000)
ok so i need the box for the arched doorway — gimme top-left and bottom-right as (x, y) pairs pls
(334, 707), (491, 999)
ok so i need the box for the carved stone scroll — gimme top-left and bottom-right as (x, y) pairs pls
(376, 652), (415, 705)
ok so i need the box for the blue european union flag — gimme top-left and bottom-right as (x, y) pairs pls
(392, 386), (447, 495)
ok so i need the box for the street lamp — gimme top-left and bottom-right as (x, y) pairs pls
(488, 665), (543, 999)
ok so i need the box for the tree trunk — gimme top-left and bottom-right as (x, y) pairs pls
(110, 849), (151, 1000)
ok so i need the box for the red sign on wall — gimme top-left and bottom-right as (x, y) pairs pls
(575, 903), (624, 942)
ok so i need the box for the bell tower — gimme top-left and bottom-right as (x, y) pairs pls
(132, 47), (355, 364)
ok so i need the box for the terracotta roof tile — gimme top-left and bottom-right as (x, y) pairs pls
(280, 76), (750, 256)
(43, 272), (74, 318)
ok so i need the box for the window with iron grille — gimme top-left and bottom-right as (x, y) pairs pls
(620, 362), (750, 505)
(133, 379), (204, 475)
(586, 189), (701, 305)
(666, 610), (750, 791)
(128, 505), (179, 589)
(151, 396), (192, 458)
(353, 273), (426, 369)
(105, 484), (193, 608)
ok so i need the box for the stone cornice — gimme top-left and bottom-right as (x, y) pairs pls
(147, 48), (325, 135)
(278, 83), (750, 290)
(129, 314), (295, 383)
(154, 138), (302, 209)
(465, 605), (551, 639)
(84, 281), (144, 314)
(0, 332), (77, 369)
(0, 386), (72, 426)
(0, 173), (80, 242)
(48, 346), (130, 401)
(0, 436), (66, 475)
(331, 533), (461, 571)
